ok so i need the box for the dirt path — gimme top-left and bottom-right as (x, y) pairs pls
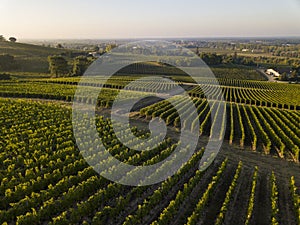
(224, 167), (253, 225)
(277, 179), (297, 225)
(172, 157), (225, 225)
(256, 69), (275, 82)
(252, 172), (271, 225)
(220, 147), (300, 183)
(198, 162), (236, 225)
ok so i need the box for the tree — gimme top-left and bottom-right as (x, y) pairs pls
(195, 47), (200, 56)
(105, 44), (116, 53)
(48, 55), (69, 77)
(0, 35), (5, 41)
(72, 56), (92, 76)
(0, 54), (16, 70)
(291, 65), (300, 81)
(92, 46), (100, 52)
(232, 52), (238, 63)
(279, 72), (288, 81)
(56, 43), (64, 48)
(9, 37), (17, 42)
(290, 71), (298, 82)
(200, 53), (222, 65)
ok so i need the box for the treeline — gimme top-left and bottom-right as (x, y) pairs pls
(198, 51), (300, 68)
(197, 52), (300, 80)
(47, 44), (117, 77)
(153, 53), (256, 68)
(191, 40), (300, 58)
(48, 52), (300, 78)
(199, 52), (255, 66)
(47, 55), (95, 77)
(0, 53), (85, 74)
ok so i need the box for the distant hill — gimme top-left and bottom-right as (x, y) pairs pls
(0, 41), (83, 73)
(116, 62), (266, 81)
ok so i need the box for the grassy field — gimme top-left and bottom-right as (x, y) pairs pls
(0, 41), (82, 74)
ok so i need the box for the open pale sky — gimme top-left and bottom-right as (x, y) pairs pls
(1, 0), (300, 39)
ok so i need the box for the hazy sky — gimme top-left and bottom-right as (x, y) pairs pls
(1, 0), (300, 39)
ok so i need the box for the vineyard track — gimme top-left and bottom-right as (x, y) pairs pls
(172, 157), (225, 225)
(252, 172), (271, 225)
(224, 167), (253, 225)
(277, 179), (297, 225)
(108, 185), (159, 225)
(117, 159), (200, 225)
(197, 162), (236, 225)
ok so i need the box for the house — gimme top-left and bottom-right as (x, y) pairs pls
(241, 48), (249, 52)
(88, 52), (101, 58)
(266, 69), (280, 77)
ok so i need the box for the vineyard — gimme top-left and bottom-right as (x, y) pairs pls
(0, 98), (299, 224)
(0, 72), (299, 225)
(140, 99), (300, 162)
(1, 75), (299, 108)
(188, 81), (300, 109)
(1, 0), (300, 223)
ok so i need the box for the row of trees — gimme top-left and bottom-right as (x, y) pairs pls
(48, 55), (93, 77)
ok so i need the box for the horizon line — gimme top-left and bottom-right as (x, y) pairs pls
(20, 35), (300, 41)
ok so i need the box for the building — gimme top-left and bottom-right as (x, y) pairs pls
(241, 48), (249, 52)
(88, 52), (101, 58)
(266, 69), (280, 77)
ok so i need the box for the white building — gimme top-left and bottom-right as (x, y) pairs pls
(266, 69), (280, 77)
(241, 48), (249, 52)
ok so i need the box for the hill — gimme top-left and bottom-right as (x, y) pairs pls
(116, 62), (267, 81)
(0, 42), (266, 80)
(0, 41), (83, 74)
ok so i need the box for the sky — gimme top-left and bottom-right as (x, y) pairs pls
(1, 0), (300, 39)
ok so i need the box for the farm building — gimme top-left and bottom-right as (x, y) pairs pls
(266, 68), (280, 77)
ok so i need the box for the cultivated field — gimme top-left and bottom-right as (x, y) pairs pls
(0, 42), (299, 225)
